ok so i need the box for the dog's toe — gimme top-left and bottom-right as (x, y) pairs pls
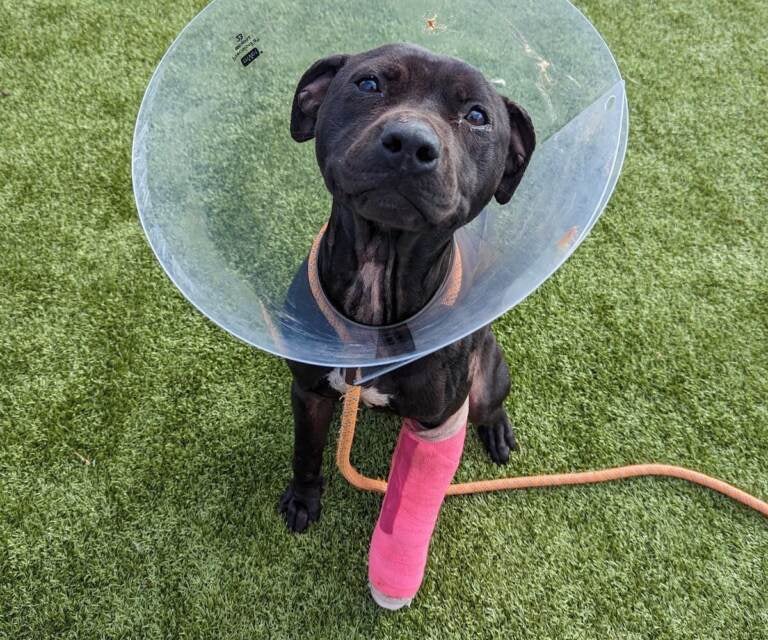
(278, 482), (322, 533)
(478, 420), (518, 464)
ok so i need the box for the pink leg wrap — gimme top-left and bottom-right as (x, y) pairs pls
(368, 401), (468, 609)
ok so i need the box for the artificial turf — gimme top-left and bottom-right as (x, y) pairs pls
(1, 0), (767, 638)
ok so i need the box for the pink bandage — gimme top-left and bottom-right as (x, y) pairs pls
(368, 400), (468, 609)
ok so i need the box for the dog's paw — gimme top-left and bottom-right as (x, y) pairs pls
(478, 420), (518, 464)
(278, 481), (323, 533)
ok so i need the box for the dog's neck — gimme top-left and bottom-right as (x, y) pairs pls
(317, 201), (454, 326)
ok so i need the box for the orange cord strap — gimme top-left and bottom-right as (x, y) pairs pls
(310, 226), (767, 518)
(336, 385), (768, 517)
(307, 225), (463, 338)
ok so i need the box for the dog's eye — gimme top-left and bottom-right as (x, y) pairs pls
(356, 76), (380, 93)
(464, 107), (488, 126)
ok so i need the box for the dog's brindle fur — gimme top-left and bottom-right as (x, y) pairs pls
(279, 44), (535, 532)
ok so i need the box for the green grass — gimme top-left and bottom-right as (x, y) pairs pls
(1, 0), (767, 638)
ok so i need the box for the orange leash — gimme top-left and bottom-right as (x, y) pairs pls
(307, 227), (767, 517)
(336, 385), (768, 516)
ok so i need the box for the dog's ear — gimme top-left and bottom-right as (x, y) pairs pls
(494, 97), (536, 204)
(290, 54), (349, 142)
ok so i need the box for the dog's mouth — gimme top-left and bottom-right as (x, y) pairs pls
(332, 165), (456, 231)
(348, 187), (432, 229)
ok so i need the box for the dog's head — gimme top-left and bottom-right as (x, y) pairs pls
(290, 43), (535, 232)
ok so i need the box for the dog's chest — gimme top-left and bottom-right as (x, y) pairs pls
(326, 368), (392, 408)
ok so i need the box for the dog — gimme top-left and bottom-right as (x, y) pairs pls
(279, 43), (535, 533)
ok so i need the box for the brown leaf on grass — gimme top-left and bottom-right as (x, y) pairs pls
(72, 449), (93, 465)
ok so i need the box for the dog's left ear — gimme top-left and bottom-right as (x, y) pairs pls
(494, 97), (536, 204)
(290, 54), (349, 142)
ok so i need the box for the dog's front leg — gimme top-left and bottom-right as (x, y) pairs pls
(469, 329), (518, 464)
(279, 380), (337, 532)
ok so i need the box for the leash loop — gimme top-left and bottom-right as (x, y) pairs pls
(336, 387), (768, 517)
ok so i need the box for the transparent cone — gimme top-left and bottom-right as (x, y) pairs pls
(132, 0), (628, 380)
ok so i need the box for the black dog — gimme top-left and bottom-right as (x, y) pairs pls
(280, 43), (535, 533)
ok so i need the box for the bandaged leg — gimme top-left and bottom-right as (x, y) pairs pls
(368, 399), (468, 609)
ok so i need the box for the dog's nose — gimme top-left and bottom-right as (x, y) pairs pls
(379, 121), (440, 173)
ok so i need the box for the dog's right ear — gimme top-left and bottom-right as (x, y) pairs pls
(494, 97), (536, 205)
(290, 54), (349, 142)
